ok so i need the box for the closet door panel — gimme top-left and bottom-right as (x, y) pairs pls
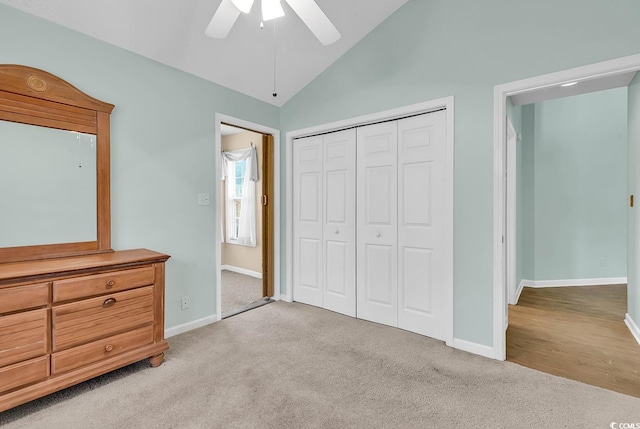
(397, 111), (448, 340)
(356, 122), (398, 326)
(293, 136), (323, 307)
(323, 129), (356, 317)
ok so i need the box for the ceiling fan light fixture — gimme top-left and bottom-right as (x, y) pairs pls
(230, 0), (254, 14)
(262, 0), (285, 21)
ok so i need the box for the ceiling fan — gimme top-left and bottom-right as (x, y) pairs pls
(205, 0), (341, 45)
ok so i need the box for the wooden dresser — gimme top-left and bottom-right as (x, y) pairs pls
(0, 249), (170, 412)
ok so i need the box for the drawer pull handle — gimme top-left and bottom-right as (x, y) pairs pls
(102, 298), (117, 307)
(105, 344), (114, 352)
(106, 280), (115, 288)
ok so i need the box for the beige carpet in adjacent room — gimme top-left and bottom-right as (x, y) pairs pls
(1, 302), (638, 428)
(221, 269), (263, 314)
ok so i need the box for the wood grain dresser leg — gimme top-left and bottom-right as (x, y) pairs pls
(149, 353), (164, 367)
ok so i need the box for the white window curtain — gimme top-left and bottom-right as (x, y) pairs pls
(221, 146), (259, 246)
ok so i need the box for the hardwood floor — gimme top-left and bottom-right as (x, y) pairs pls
(507, 285), (640, 397)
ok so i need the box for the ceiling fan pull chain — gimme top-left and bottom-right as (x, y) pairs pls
(272, 19), (277, 98)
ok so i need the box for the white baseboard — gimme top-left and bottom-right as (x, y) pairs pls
(452, 338), (497, 360)
(509, 280), (525, 305)
(625, 313), (640, 346)
(221, 265), (263, 279)
(519, 277), (627, 288)
(165, 314), (217, 338)
(280, 293), (292, 303)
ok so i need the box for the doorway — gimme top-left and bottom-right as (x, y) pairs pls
(219, 124), (272, 317)
(215, 114), (280, 321)
(493, 54), (640, 357)
(504, 88), (640, 396)
(493, 54), (640, 394)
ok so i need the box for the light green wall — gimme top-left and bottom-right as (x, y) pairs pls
(628, 73), (640, 323)
(280, 0), (640, 346)
(3, 0), (640, 348)
(0, 4), (279, 330)
(529, 89), (628, 281)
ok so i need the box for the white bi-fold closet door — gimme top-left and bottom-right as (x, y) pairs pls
(292, 129), (356, 317)
(357, 111), (448, 340)
(293, 110), (448, 341)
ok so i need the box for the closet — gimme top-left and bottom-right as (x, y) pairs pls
(293, 110), (449, 341)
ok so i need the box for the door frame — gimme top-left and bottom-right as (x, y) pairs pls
(492, 53), (640, 360)
(285, 96), (455, 347)
(215, 113), (281, 321)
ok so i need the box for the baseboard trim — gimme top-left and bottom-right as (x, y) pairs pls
(511, 279), (525, 305)
(452, 338), (497, 360)
(625, 313), (640, 346)
(165, 314), (217, 338)
(519, 277), (627, 288)
(221, 265), (263, 279)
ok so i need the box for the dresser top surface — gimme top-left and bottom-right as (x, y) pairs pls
(0, 249), (170, 285)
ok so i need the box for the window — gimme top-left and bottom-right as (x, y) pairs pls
(223, 147), (257, 247)
(231, 159), (247, 240)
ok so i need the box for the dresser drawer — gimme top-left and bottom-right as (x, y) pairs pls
(0, 309), (48, 368)
(52, 325), (154, 375)
(52, 266), (155, 303)
(0, 283), (49, 315)
(0, 356), (49, 394)
(52, 286), (154, 352)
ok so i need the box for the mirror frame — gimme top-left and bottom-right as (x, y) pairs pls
(0, 65), (114, 263)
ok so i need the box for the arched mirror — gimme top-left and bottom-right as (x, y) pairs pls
(0, 65), (113, 263)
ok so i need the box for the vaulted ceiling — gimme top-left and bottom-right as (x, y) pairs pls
(0, 0), (408, 106)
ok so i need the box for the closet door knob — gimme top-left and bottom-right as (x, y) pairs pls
(376, 232), (381, 238)
(105, 344), (114, 352)
(335, 230), (339, 234)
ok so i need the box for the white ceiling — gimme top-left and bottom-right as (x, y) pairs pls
(511, 71), (638, 106)
(0, 0), (407, 107)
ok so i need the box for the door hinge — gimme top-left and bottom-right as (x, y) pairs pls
(262, 195), (268, 206)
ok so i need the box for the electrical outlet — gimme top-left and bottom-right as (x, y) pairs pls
(181, 296), (190, 310)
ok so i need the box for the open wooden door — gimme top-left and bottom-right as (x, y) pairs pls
(262, 133), (274, 298)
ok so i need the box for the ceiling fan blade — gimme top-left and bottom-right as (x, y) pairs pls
(284, 0), (341, 45)
(231, 0), (255, 14)
(263, 0), (285, 21)
(205, 0), (242, 39)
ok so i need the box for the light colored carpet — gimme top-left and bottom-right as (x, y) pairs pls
(1, 301), (639, 428)
(221, 269), (263, 314)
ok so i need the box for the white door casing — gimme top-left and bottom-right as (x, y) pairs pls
(506, 116), (517, 308)
(356, 121), (399, 326)
(397, 111), (448, 340)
